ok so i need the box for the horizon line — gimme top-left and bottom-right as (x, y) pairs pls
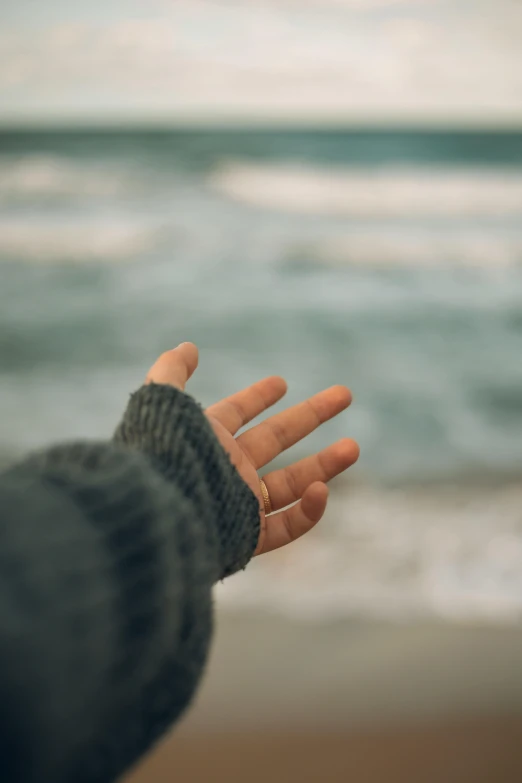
(1, 108), (522, 133)
(1, 119), (522, 133)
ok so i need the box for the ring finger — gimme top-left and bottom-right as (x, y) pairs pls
(262, 437), (359, 512)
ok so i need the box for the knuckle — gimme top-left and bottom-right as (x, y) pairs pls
(285, 468), (300, 500)
(270, 418), (288, 447)
(317, 450), (330, 479)
(230, 398), (249, 426)
(282, 509), (295, 543)
(306, 398), (324, 426)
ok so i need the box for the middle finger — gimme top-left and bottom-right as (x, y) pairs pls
(237, 385), (352, 468)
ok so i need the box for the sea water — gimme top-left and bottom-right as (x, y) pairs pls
(1, 128), (521, 621)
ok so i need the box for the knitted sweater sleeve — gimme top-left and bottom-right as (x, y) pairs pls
(0, 383), (260, 783)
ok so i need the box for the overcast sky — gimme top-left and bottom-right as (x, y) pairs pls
(1, 0), (521, 125)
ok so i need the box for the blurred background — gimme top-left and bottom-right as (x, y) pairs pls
(1, 1), (522, 781)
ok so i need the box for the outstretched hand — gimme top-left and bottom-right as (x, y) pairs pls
(146, 342), (359, 556)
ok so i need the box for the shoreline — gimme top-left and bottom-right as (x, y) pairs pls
(182, 610), (522, 731)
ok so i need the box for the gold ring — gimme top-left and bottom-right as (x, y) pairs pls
(259, 479), (272, 516)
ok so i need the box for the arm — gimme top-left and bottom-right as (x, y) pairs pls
(0, 383), (259, 783)
(0, 342), (358, 783)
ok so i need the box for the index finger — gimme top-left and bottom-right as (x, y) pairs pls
(206, 376), (287, 434)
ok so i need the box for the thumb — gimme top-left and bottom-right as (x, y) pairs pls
(145, 342), (199, 391)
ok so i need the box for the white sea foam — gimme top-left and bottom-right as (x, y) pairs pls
(0, 217), (158, 262)
(210, 162), (522, 220)
(287, 232), (522, 268)
(0, 155), (131, 200)
(217, 483), (522, 624)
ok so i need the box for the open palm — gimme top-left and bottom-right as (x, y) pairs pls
(147, 343), (359, 555)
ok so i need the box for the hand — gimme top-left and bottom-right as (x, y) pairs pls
(146, 343), (359, 556)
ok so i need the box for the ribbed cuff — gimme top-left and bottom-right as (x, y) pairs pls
(113, 384), (260, 578)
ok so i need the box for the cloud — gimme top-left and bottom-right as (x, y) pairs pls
(0, 0), (520, 123)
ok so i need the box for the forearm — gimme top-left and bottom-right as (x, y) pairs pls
(113, 383), (259, 577)
(0, 385), (259, 783)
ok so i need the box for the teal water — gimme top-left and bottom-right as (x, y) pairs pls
(1, 128), (522, 619)
(1, 128), (521, 479)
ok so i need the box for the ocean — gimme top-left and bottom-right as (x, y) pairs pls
(1, 127), (522, 623)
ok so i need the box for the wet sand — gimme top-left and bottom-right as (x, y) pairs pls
(129, 719), (522, 783)
(127, 611), (522, 782)
(184, 611), (522, 729)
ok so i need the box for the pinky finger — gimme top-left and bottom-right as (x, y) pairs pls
(258, 482), (329, 555)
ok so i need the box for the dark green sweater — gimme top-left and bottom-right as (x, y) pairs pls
(0, 383), (260, 782)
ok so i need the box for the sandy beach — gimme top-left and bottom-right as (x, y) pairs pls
(129, 720), (522, 783)
(128, 610), (522, 782)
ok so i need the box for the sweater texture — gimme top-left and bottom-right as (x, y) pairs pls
(0, 383), (260, 782)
